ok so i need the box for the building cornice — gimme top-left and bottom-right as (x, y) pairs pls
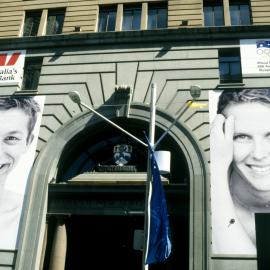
(1, 25), (270, 50)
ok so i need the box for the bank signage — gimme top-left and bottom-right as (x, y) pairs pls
(240, 39), (270, 74)
(0, 50), (25, 85)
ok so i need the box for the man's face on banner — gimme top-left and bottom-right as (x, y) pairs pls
(224, 102), (270, 192)
(0, 108), (30, 183)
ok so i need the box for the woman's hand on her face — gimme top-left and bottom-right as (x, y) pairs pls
(210, 114), (256, 254)
(210, 114), (234, 170)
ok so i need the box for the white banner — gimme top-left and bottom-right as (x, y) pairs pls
(209, 89), (270, 255)
(240, 39), (270, 74)
(0, 50), (25, 86)
(211, 40), (270, 256)
(0, 96), (45, 249)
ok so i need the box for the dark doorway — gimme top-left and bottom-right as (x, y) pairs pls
(64, 214), (188, 270)
(65, 215), (143, 270)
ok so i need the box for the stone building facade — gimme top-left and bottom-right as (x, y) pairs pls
(0, 0), (270, 269)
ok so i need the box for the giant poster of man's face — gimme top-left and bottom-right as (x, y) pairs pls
(210, 88), (270, 255)
(0, 96), (45, 249)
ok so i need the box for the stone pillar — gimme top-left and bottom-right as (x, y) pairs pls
(223, 0), (231, 26)
(48, 216), (67, 270)
(141, 2), (148, 30)
(115, 4), (123, 31)
(39, 217), (49, 270)
(38, 9), (48, 36)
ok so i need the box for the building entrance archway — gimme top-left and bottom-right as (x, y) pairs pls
(45, 113), (190, 269)
(19, 104), (207, 270)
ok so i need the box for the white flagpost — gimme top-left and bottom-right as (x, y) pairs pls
(69, 88), (157, 270)
(68, 91), (147, 148)
(142, 83), (156, 270)
(154, 85), (201, 148)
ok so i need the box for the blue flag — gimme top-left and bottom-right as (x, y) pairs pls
(145, 140), (172, 264)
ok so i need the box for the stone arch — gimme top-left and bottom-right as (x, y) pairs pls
(16, 103), (208, 270)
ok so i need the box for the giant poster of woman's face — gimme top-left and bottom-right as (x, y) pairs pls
(209, 89), (270, 255)
(0, 96), (45, 249)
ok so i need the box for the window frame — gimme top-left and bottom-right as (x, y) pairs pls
(98, 5), (117, 32)
(147, 3), (168, 30)
(122, 5), (142, 31)
(23, 10), (42, 37)
(203, 0), (224, 27)
(46, 9), (65, 35)
(97, 2), (168, 32)
(21, 57), (43, 91)
(22, 8), (66, 37)
(229, 0), (251, 26)
(219, 48), (242, 84)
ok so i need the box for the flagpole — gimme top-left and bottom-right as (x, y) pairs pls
(154, 85), (201, 148)
(142, 83), (156, 270)
(68, 91), (147, 148)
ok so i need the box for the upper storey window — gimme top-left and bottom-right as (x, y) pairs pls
(23, 11), (42, 36)
(98, 6), (117, 32)
(122, 6), (141, 31)
(229, 1), (251, 25)
(97, 3), (168, 32)
(204, 1), (224, 26)
(148, 4), (167, 29)
(23, 9), (65, 37)
(204, 0), (251, 27)
(46, 9), (65, 35)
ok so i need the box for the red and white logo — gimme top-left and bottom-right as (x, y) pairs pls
(0, 52), (21, 66)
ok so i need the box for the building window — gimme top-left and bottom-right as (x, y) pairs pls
(147, 4), (167, 29)
(23, 11), (42, 36)
(219, 49), (242, 83)
(98, 6), (117, 32)
(122, 6), (141, 31)
(22, 58), (43, 90)
(204, 1), (224, 26)
(229, 1), (251, 25)
(46, 9), (65, 35)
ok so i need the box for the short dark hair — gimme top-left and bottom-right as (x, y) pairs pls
(217, 89), (270, 114)
(0, 97), (40, 143)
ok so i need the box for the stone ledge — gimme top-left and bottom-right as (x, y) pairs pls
(68, 172), (169, 185)
(1, 26), (270, 50)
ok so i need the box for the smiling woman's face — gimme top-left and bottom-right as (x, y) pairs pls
(0, 108), (29, 185)
(224, 102), (270, 192)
